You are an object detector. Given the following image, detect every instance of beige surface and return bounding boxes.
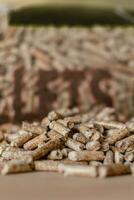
[0,0,133,9]
[0,172,134,200]
[0,0,115,8]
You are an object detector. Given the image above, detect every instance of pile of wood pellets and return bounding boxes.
[0,105,134,178]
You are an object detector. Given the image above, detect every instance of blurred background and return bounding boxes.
[0,0,134,25]
[0,0,133,9]
[0,0,134,123]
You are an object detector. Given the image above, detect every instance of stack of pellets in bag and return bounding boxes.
[0,26,134,122]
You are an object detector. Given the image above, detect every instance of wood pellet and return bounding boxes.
[0,106,134,178]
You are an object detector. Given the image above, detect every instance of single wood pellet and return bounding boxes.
[65,138,85,152]
[105,127,129,145]
[34,160,59,172]
[86,141,101,151]
[57,119,74,129]
[1,160,34,175]
[68,151,105,161]
[73,133,87,144]
[48,111,63,122]
[58,164,97,177]
[47,149,63,160]
[98,164,131,178]
[116,135,134,152]
[114,151,124,164]
[104,150,114,165]
[49,121,70,137]
[75,124,94,139]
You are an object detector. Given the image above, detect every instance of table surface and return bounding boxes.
[0,172,134,200]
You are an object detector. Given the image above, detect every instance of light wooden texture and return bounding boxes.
[0,172,134,200]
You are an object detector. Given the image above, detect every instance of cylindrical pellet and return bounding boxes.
[103,150,114,165]
[65,138,85,152]
[116,135,134,152]
[47,149,63,160]
[68,150,104,161]
[73,133,87,144]
[47,130,63,140]
[114,151,124,164]
[49,121,70,137]
[98,164,131,178]
[48,110,62,121]
[32,137,65,160]
[23,133,49,150]
[86,141,101,151]
[58,164,97,177]
[1,160,33,175]
[34,160,59,172]
[105,128,129,145]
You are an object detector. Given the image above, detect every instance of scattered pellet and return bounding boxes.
[101,142,109,152]
[65,138,85,152]
[34,160,59,172]
[89,161,102,166]
[61,148,71,158]
[114,151,124,164]
[64,115,81,124]
[126,119,134,132]
[104,150,114,165]
[47,130,63,140]
[116,135,134,152]
[91,130,101,141]
[57,107,80,118]
[86,141,101,151]
[98,164,131,178]
[41,117,50,128]
[22,122,47,135]
[48,111,62,121]
[47,149,63,160]
[73,133,87,144]
[105,127,129,145]
[58,164,97,177]
[93,123,104,134]
[1,160,34,175]
[68,150,104,161]
[57,119,74,129]
[61,159,88,166]
[130,164,134,175]
[75,124,93,139]
[125,152,134,162]
[96,107,115,121]
[94,121,125,130]
[126,144,134,152]
[4,132,19,143]
[49,121,70,137]
[105,129,119,137]
[1,148,32,161]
